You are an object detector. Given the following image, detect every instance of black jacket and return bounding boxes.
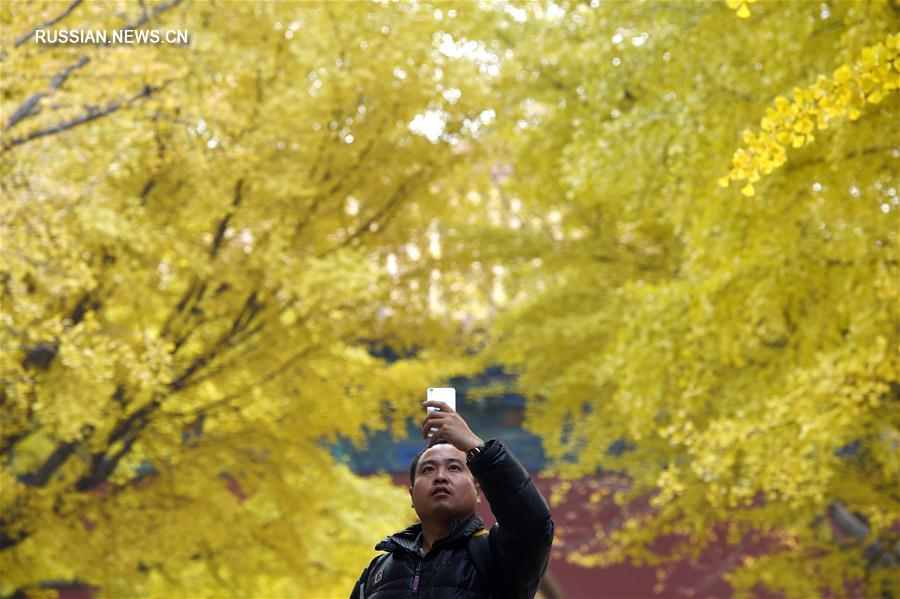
[349,439,554,599]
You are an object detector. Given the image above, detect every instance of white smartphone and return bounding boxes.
[426,387,456,438]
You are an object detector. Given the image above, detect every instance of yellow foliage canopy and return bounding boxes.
[477,2,899,597]
[1,1,897,598]
[1,1,493,596]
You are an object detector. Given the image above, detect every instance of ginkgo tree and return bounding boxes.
[467,1,898,597]
[1,1,498,597]
[2,0,897,597]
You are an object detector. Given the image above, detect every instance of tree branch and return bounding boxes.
[5,56,90,129]
[210,179,245,258]
[120,0,184,32]
[13,0,84,48]
[168,344,316,417]
[3,0,184,148]
[292,107,389,244]
[2,82,168,151]
[0,518,25,552]
[17,441,78,487]
[328,164,432,255]
[159,279,206,340]
[168,290,264,391]
[74,398,159,492]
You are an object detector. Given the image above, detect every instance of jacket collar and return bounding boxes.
[375,513,485,555]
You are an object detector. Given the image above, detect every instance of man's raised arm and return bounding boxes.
[420,399,554,598]
[467,439,554,599]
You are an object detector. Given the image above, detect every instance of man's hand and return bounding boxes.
[421,400,484,452]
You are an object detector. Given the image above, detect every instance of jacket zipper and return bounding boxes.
[412,560,421,593]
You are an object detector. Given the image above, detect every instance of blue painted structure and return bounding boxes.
[330,366,549,475]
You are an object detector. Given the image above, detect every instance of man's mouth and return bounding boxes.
[431,487,451,496]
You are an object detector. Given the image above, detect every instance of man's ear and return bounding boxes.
[409,485,414,508]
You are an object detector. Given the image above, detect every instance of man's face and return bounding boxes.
[409,443,480,523]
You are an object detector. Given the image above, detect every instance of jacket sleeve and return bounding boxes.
[467,439,554,599]
[349,566,368,599]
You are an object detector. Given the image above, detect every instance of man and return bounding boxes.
[349,399,554,598]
